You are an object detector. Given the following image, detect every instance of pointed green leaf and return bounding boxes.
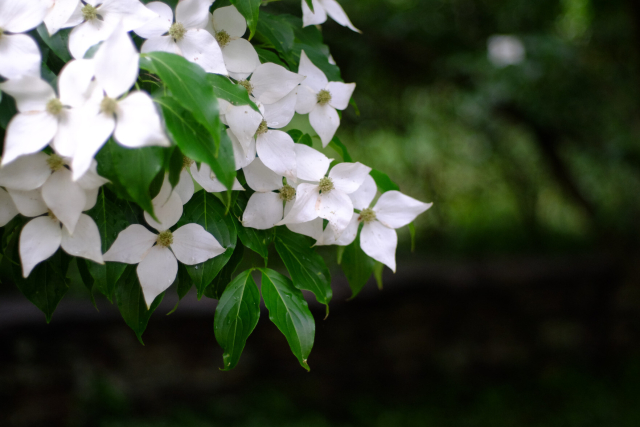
[256,13,295,62]
[231,194,275,259]
[408,222,416,252]
[167,263,193,315]
[304,0,314,12]
[255,47,288,68]
[209,129,237,191]
[214,269,260,370]
[260,268,315,371]
[329,136,353,161]
[36,24,71,62]
[206,243,245,299]
[167,146,184,189]
[207,73,259,111]
[370,169,400,192]
[230,0,260,40]
[341,234,375,299]
[373,261,384,290]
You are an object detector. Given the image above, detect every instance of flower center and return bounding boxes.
[46,154,65,172]
[358,207,376,224]
[238,79,253,94]
[81,4,99,21]
[279,185,296,202]
[256,120,268,136]
[182,156,194,170]
[46,98,63,115]
[47,209,58,222]
[156,230,174,248]
[318,177,334,194]
[168,22,186,41]
[317,90,332,106]
[215,30,231,48]
[100,96,118,115]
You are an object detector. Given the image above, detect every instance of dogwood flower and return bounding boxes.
[190,162,245,192]
[0,0,53,79]
[64,0,156,59]
[0,188,18,227]
[135,0,227,75]
[103,191,226,307]
[302,0,360,33]
[296,50,355,146]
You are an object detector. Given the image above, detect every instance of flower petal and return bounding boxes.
[144,191,183,232]
[286,217,324,241]
[0,76,55,112]
[171,223,225,264]
[229,128,256,169]
[243,157,283,192]
[134,1,173,39]
[176,0,213,29]
[326,81,356,111]
[175,169,195,204]
[71,110,115,180]
[137,246,177,308]
[103,224,157,264]
[263,87,297,129]
[0,34,42,79]
[373,191,433,229]
[302,0,327,27]
[226,104,262,154]
[94,26,139,98]
[318,212,358,246]
[83,187,99,211]
[8,189,48,217]
[222,38,260,76]
[44,0,78,35]
[212,5,246,37]
[75,159,109,189]
[0,187,18,226]
[309,103,339,147]
[60,213,104,264]
[256,130,296,181]
[349,174,376,210]
[320,0,361,33]
[0,0,52,33]
[177,29,227,75]
[360,220,397,272]
[58,59,97,107]
[328,162,372,194]
[317,189,353,234]
[190,163,244,192]
[278,183,320,225]
[294,143,331,182]
[114,91,170,148]
[52,109,80,158]
[242,192,284,230]
[42,168,87,234]
[140,35,182,55]
[2,112,57,166]
[99,0,158,31]
[19,216,62,277]
[0,152,51,191]
[295,84,318,115]
[298,50,328,93]
[68,19,116,59]
[251,63,306,105]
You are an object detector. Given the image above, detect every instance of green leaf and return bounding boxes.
[328,136,353,162]
[408,222,416,252]
[274,227,332,306]
[260,268,315,371]
[36,24,71,62]
[232,194,275,259]
[115,265,164,344]
[177,191,237,298]
[75,257,97,308]
[373,261,384,290]
[139,52,222,148]
[206,243,245,299]
[304,0,314,12]
[209,129,237,191]
[255,47,288,68]
[370,169,400,192]
[207,74,259,111]
[0,90,17,129]
[214,269,261,370]
[167,146,184,189]
[256,13,295,62]
[341,234,375,299]
[287,129,303,142]
[230,0,261,40]
[167,263,194,315]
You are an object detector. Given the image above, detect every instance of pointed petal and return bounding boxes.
[226,104,262,153]
[295,84,318,115]
[326,81,356,110]
[190,163,244,192]
[212,5,246,37]
[134,1,173,39]
[222,38,260,76]
[42,168,87,234]
[0,187,18,226]
[302,0,327,27]
[99,0,159,31]
[0,0,52,33]
[137,246,177,308]
[144,191,183,232]
[251,63,306,105]
[256,130,297,181]
[140,35,182,55]
[317,189,353,234]
[278,183,320,225]
[177,29,227,75]
[84,187,99,211]
[318,212,358,246]
[349,174,376,210]
[58,59,97,107]
[0,152,51,191]
[243,157,283,192]
[75,159,109,189]
[71,111,114,180]
[171,223,225,264]
[44,0,78,35]
[52,109,80,158]
[19,216,62,277]
[103,224,157,264]
[114,91,170,148]
[68,19,117,59]
[373,191,433,229]
[242,192,283,230]
[360,221,397,272]
[0,76,55,112]
[60,2,84,29]
[298,50,328,93]
[0,34,42,79]
[175,169,195,204]
[60,213,104,263]
[229,129,256,169]
[2,112,57,165]
[320,0,361,33]
[176,0,213,29]
[294,144,331,182]
[8,189,48,217]
[328,162,372,194]
[286,217,324,241]
[263,87,297,129]
[94,26,139,98]
[309,103,339,147]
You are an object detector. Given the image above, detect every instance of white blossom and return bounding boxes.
[302,0,360,33]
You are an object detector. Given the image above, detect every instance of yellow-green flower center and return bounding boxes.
[100,96,118,115]
[46,98,63,115]
[317,89,332,106]
[156,230,174,248]
[256,120,268,136]
[46,154,65,172]
[81,4,99,21]
[215,30,231,48]
[183,156,194,170]
[279,185,296,202]
[238,79,253,94]
[169,22,187,41]
[358,207,376,224]
[318,177,334,193]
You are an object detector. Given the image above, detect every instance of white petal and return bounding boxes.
[295,84,318,115]
[294,143,331,182]
[8,189,48,217]
[0,152,51,191]
[68,19,117,59]
[134,1,173,39]
[60,213,104,264]
[144,191,183,232]
[309,103,339,147]
[83,186,99,210]
[58,59,97,107]
[226,104,262,153]
[0,34,42,79]
[190,163,244,192]
[52,109,80,158]
[175,169,195,204]
[218,98,233,116]
[243,157,283,192]
[251,63,306,105]
[242,192,283,230]
[140,35,182,55]
[298,50,328,93]
[2,112,57,165]
[176,0,213,29]
[177,29,227,75]
[349,174,376,210]
[0,0,52,33]
[71,111,115,180]
[171,223,225,264]
[373,191,433,229]
[0,76,55,112]
[360,221,397,272]
[137,246,178,308]
[42,168,86,234]
[302,0,327,27]
[98,0,158,32]
[317,189,353,234]
[318,212,358,246]
[286,217,324,241]
[278,183,320,225]
[44,0,78,35]
[75,159,109,189]
[94,26,139,98]
[320,0,361,33]
[328,162,372,194]
[19,216,62,278]
[60,2,84,29]
[115,92,170,148]
[0,187,18,226]
[103,224,157,264]
[212,5,246,37]
[256,130,296,181]
[263,87,297,129]
[229,128,256,170]
[222,38,260,76]
[326,81,355,111]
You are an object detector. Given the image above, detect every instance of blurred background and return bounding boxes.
[3,0,640,425]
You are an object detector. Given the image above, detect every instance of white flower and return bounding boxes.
[0,188,18,227]
[278,145,370,235]
[190,161,245,193]
[302,0,360,33]
[103,191,226,307]
[72,26,170,180]
[65,0,157,59]
[0,59,96,165]
[296,50,355,147]
[207,5,260,79]
[0,0,53,79]
[135,0,227,75]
